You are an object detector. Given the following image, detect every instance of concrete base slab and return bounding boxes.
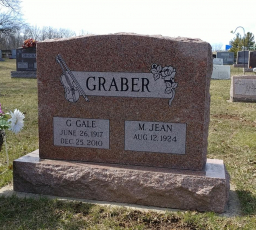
[0,184,240,217]
[11,71,36,79]
[13,150,230,213]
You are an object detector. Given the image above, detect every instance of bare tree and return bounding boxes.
[78,29,89,36]
[0,24,77,49]
[0,28,23,49]
[23,25,42,41]
[36,26,76,41]
[58,28,76,38]
[211,43,224,52]
[0,0,20,11]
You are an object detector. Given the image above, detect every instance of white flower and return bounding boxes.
[8,109,25,134]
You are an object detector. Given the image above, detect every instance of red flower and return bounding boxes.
[22,38,37,48]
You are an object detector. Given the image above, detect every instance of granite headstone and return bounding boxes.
[213,58,223,65]
[212,65,230,79]
[230,76,256,102]
[11,48,37,78]
[249,51,256,68]
[16,47,36,71]
[237,51,249,64]
[13,34,230,213]
[11,49,16,59]
[216,52,234,65]
[0,50,4,61]
[36,35,212,171]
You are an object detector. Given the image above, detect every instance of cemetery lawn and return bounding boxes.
[0,59,256,229]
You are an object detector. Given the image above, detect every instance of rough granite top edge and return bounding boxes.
[38,33,206,44]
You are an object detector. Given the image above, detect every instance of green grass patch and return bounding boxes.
[0,60,256,228]
[0,59,38,187]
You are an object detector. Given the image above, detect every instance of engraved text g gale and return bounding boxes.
[66,119,96,128]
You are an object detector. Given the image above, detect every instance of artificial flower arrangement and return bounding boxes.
[0,103,25,166]
[22,38,37,48]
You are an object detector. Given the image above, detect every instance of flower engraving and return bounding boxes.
[151,64,162,81]
[151,64,178,106]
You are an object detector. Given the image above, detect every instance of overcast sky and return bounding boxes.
[21,0,256,49]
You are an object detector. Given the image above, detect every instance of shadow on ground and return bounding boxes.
[237,189,256,215]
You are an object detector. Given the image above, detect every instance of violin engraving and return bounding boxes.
[56,54,89,103]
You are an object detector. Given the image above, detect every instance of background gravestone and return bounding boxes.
[13,34,230,213]
[11,47,37,78]
[237,51,249,64]
[0,50,4,61]
[216,51,234,65]
[16,48,36,71]
[249,51,256,68]
[230,76,256,102]
[11,49,16,59]
[212,65,230,79]
[213,58,223,65]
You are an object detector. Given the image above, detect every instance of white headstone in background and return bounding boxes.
[213,58,223,65]
[211,65,230,79]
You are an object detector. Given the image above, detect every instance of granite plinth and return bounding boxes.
[13,150,230,213]
[11,71,37,79]
[244,68,253,72]
[233,64,247,68]
[230,75,256,102]
[37,33,212,171]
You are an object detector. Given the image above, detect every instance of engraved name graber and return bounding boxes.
[85,75,150,93]
[56,54,178,106]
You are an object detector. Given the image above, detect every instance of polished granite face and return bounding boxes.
[216,51,234,65]
[37,33,212,170]
[237,51,249,65]
[249,51,256,68]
